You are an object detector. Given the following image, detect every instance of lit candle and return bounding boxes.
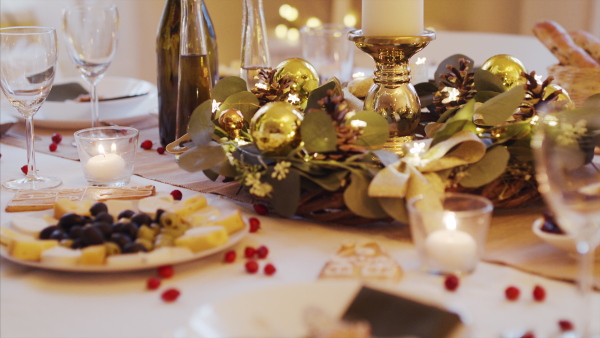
[424,212,478,273]
[86,144,126,181]
[362,0,424,36]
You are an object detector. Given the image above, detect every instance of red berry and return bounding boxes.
[140,140,153,150]
[224,250,236,263]
[51,133,62,144]
[505,286,520,301]
[49,143,58,152]
[264,263,276,275]
[257,245,269,259]
[161,288,180,302]
[558,320,574,332]
[444,274,459,291]
[244,246,256,258]
[21,165,28,175]
[532,285,546,302]
[157,147,165,154]
[520,331,535,338]
[253,204,268,215]
[147,277,161,290]
[170,189,183,201]
[245,260,259,273]
[249,217,261,233]
[157,265,174,278]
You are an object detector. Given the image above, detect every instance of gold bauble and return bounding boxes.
[218,108,245,138]
[250,102,304,155]
[543,84,575,109]
[274,58,320,111]
[481,54,527,90]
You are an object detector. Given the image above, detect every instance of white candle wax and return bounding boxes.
[424,229,478,273]
[86,153,126,180]
[362,0,424,36]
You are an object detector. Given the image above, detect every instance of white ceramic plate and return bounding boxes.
[1,77,157,130]
[532,217,600,259]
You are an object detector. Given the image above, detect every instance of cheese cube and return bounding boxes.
[175,226,228,253]
[54,198,93,219]
[9,239,58,261]
[187,206,221,226]
[79,244,107,265]
[41,246,81,265]
[1,226,32,247]
[204,209,246,234]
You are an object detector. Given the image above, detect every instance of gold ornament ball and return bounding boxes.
[218,108,245,138]
[250,102,304,155]
[274,58,320,111]
[481,54,527,90]
[543,83,575,109]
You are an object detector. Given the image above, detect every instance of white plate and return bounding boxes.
[532,217,600,259]
[182,280,363,338]
[1,76,157,130]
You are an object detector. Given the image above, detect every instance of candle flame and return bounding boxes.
[98,144,106,154]
[416,57,426,65]
[111,143,117,152]
[444,212,457,231]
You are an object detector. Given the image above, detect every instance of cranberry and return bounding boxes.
[253,204,268,215]
[157,147,165,155]
[245,260,259,274]
[444,274,459,291]
[532,285,546,302]
[257,245,269,259]
[505,286,520,301]
[224,250,236,263]
[147,277,161,290]
[21,165,28,175]
[244,246,256,258]
[161,288,180,302]
[558,320,574,332]
[49,143,58,152]
[51,133,62,144]
[140,140,153,150]
[157,265,174,278]
[249,217,261,233]
[264,263,276,275]
[170,190,183,201]
[520,331,535,338]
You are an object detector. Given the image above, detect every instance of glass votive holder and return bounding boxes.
[74,127,139,187]
[407,193,493,275]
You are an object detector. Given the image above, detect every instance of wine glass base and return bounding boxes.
[2,176,62,190]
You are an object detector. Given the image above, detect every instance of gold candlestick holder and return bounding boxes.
[349,29,435,154]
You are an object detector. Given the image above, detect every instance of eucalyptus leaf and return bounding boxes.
[212,76,248,103]
[378,197,408,224]
[507,139,535,163]
[178,143,227,173]
[219,91,260,122]
[264,167,301,217]
[474,86,525,126]
[348,110,389,148]
[458,145,509,188]
[490,120,531,144]
[436,106,460,123]
[434,54,474,84]
[473,69,506,93]
[203,169,219,181]
[305,78,342,112]
[213,159,238,178]
[188,100,216,146]
[474,90,500,103]
[432,100,477,146]
[301,110,337,153]
[343,171,388,219]
[371,149,399,167]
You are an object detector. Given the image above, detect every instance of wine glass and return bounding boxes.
[532,107,600,337]
[0,27,62,190]
[62,4,119,127]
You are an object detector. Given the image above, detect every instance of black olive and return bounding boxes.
[49,228,69,241]
[119,222,139,239]
[118,210,135,219]
[57,213,85,230]
[69,225,84,239]
[110,233,132,249]
[94,211,114,225]
[122,242,147,253]
[93,221,112,239]
[71,238,84,249]
[154,209,166,224]
[89,202,108,216]
[39,225,59,240]
[81,226,104,246]
[131,213,152,227]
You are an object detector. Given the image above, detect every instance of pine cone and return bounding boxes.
[516,71,562,120]
[432,59,476,118]
[250,68,295,106]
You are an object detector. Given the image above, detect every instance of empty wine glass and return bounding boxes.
[62,4,119,127]
[532,107,600,337]
[0,26,62,190]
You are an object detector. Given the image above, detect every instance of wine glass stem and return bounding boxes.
[578,242,594,337]
[90,83,99,127]
[25,116,37,179]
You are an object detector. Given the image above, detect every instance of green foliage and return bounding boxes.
[188,100,215,146]
[301,110,337,153]
[474,86,525,126]
[458,145,510,188]
[178,143,226,173]
[473,69,506,93]
[348,111,389,148]
[218,91,260,123]
[343,170,388,219]
[212,76,248,102]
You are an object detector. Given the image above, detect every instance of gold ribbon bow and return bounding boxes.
[368,130,487,202]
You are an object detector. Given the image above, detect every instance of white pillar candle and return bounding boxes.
[423,213,478,273]
[86,153,126,180]
[362,0,424,36]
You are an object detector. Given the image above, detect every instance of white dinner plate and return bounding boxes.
[1,76,157,130]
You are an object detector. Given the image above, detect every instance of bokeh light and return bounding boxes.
[343,14,357,28]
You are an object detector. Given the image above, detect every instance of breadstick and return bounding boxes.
[570,30,600,64]
[532,20,599,68]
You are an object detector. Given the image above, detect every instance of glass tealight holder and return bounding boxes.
[407,193,493,275]
[74,127,139,187]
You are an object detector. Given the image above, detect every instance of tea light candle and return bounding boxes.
[424,212,477,272]
[86,144,126,180]
[362,0,424,36]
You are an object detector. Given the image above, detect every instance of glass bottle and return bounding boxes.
[156,0,217,148]
[240,0,271,90]
[175,0,212,149]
